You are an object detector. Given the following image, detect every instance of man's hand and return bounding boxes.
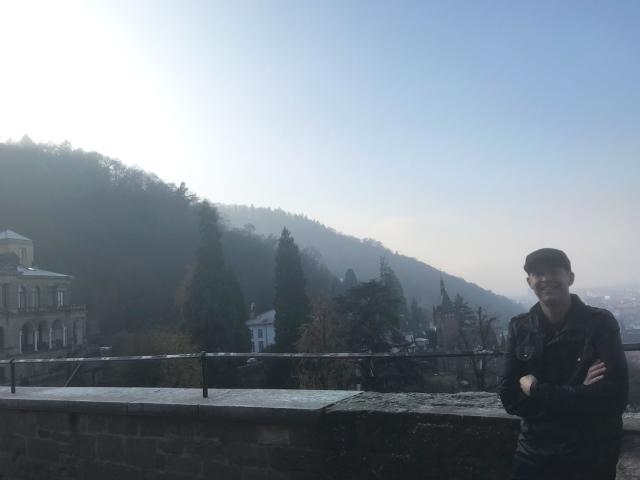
[520,374,537,396]
[584,360,606,385]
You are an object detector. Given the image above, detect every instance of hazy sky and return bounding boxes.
[1,1,638,296]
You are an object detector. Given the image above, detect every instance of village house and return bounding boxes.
[245,307,276,352]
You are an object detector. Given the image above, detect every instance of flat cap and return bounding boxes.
[524,248,571,273]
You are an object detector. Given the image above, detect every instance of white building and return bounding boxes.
[246,309,276,352]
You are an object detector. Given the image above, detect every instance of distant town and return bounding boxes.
[512,286,640,344]
[576,286,640,344]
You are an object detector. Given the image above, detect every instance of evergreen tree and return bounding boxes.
[343,268,358,291]
[300,247,341,301]
[183,202,249,352]
[274,228,311,351]
[336,279,402,352]
[379,258,408,330]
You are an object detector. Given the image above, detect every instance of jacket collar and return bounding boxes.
[526,294,587,334]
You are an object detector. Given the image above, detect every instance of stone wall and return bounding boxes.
[0,409,327,480]
[324,393,519,479]
[0,387,637,480]
[0,387,352,480]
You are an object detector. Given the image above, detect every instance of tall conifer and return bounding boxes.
[274,228,311,351]
[184,201,249,352]
[379,258,408,329]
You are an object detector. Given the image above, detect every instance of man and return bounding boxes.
[499,248,628,480]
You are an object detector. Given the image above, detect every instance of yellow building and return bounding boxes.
[0,230,87,360]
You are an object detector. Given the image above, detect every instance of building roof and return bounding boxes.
[246,309,276,327]
[17,265,72,279]
[0,230,32,242]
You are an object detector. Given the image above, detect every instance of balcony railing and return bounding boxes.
[17,340,69,354]
[1,343,639,398]
[11,304,86,314]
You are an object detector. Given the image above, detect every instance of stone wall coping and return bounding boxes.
[0,387,638,434]
[0,387,362,424]
[326,391,640,434]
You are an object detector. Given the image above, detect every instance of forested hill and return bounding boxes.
[220,205,523,322]
[0,139,522,338]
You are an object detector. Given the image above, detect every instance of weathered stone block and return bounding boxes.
[288,425,323,449]
[240,466,271,480]
[157,435,185,455]
[187,436,223,457]
[51,430,73,444]
[72,433,96,460]
[139,417,167,438]
[11,455,30,479]
[225,442,268,467]
[35,411,71,432]
[96,434,124,462]
[26,459,55,480]
[264,470,293,480]
[124,437,156,469]
[221,423,259,444]
[58,453,80,476]
[268,447,324,472]
[0,433,26,457]
[27,437,60,462]
[87,415,107,433]
[107,417,138,436]
[0,452,13,475]
[74,413,90,434]
[78,459,143,480]
[256,425,290,446]
[1,411,37,436]
[164,419,195,437]
[162,472,199,480]
[203,459,242,480]
[163,453,202,475]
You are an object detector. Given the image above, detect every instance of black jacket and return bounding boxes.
[499,294,628,466]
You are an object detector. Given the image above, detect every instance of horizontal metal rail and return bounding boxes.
[3,342,640,365]
[2,344,639,397]
[0,353,203,365]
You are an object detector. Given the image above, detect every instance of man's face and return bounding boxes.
[526,263,574,305]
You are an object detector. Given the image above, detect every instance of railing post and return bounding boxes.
[10,359,15,394]
[201,351,208,398]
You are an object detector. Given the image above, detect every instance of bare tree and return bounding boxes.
[296,297,354,389]
[458,306,498,390]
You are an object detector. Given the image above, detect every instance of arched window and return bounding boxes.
[18,286,27,309]
[0,284,7,309]
[56,289,65,308]
[52,320,64,349]
[32,287,40,309]
[37,321,49,350]
[21,323,35,353]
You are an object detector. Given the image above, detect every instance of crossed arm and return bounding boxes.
[499,315,628,418]
[520,359,607,394]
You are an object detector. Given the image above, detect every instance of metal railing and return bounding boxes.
[14,304,86,314]
[2,343,639,398]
